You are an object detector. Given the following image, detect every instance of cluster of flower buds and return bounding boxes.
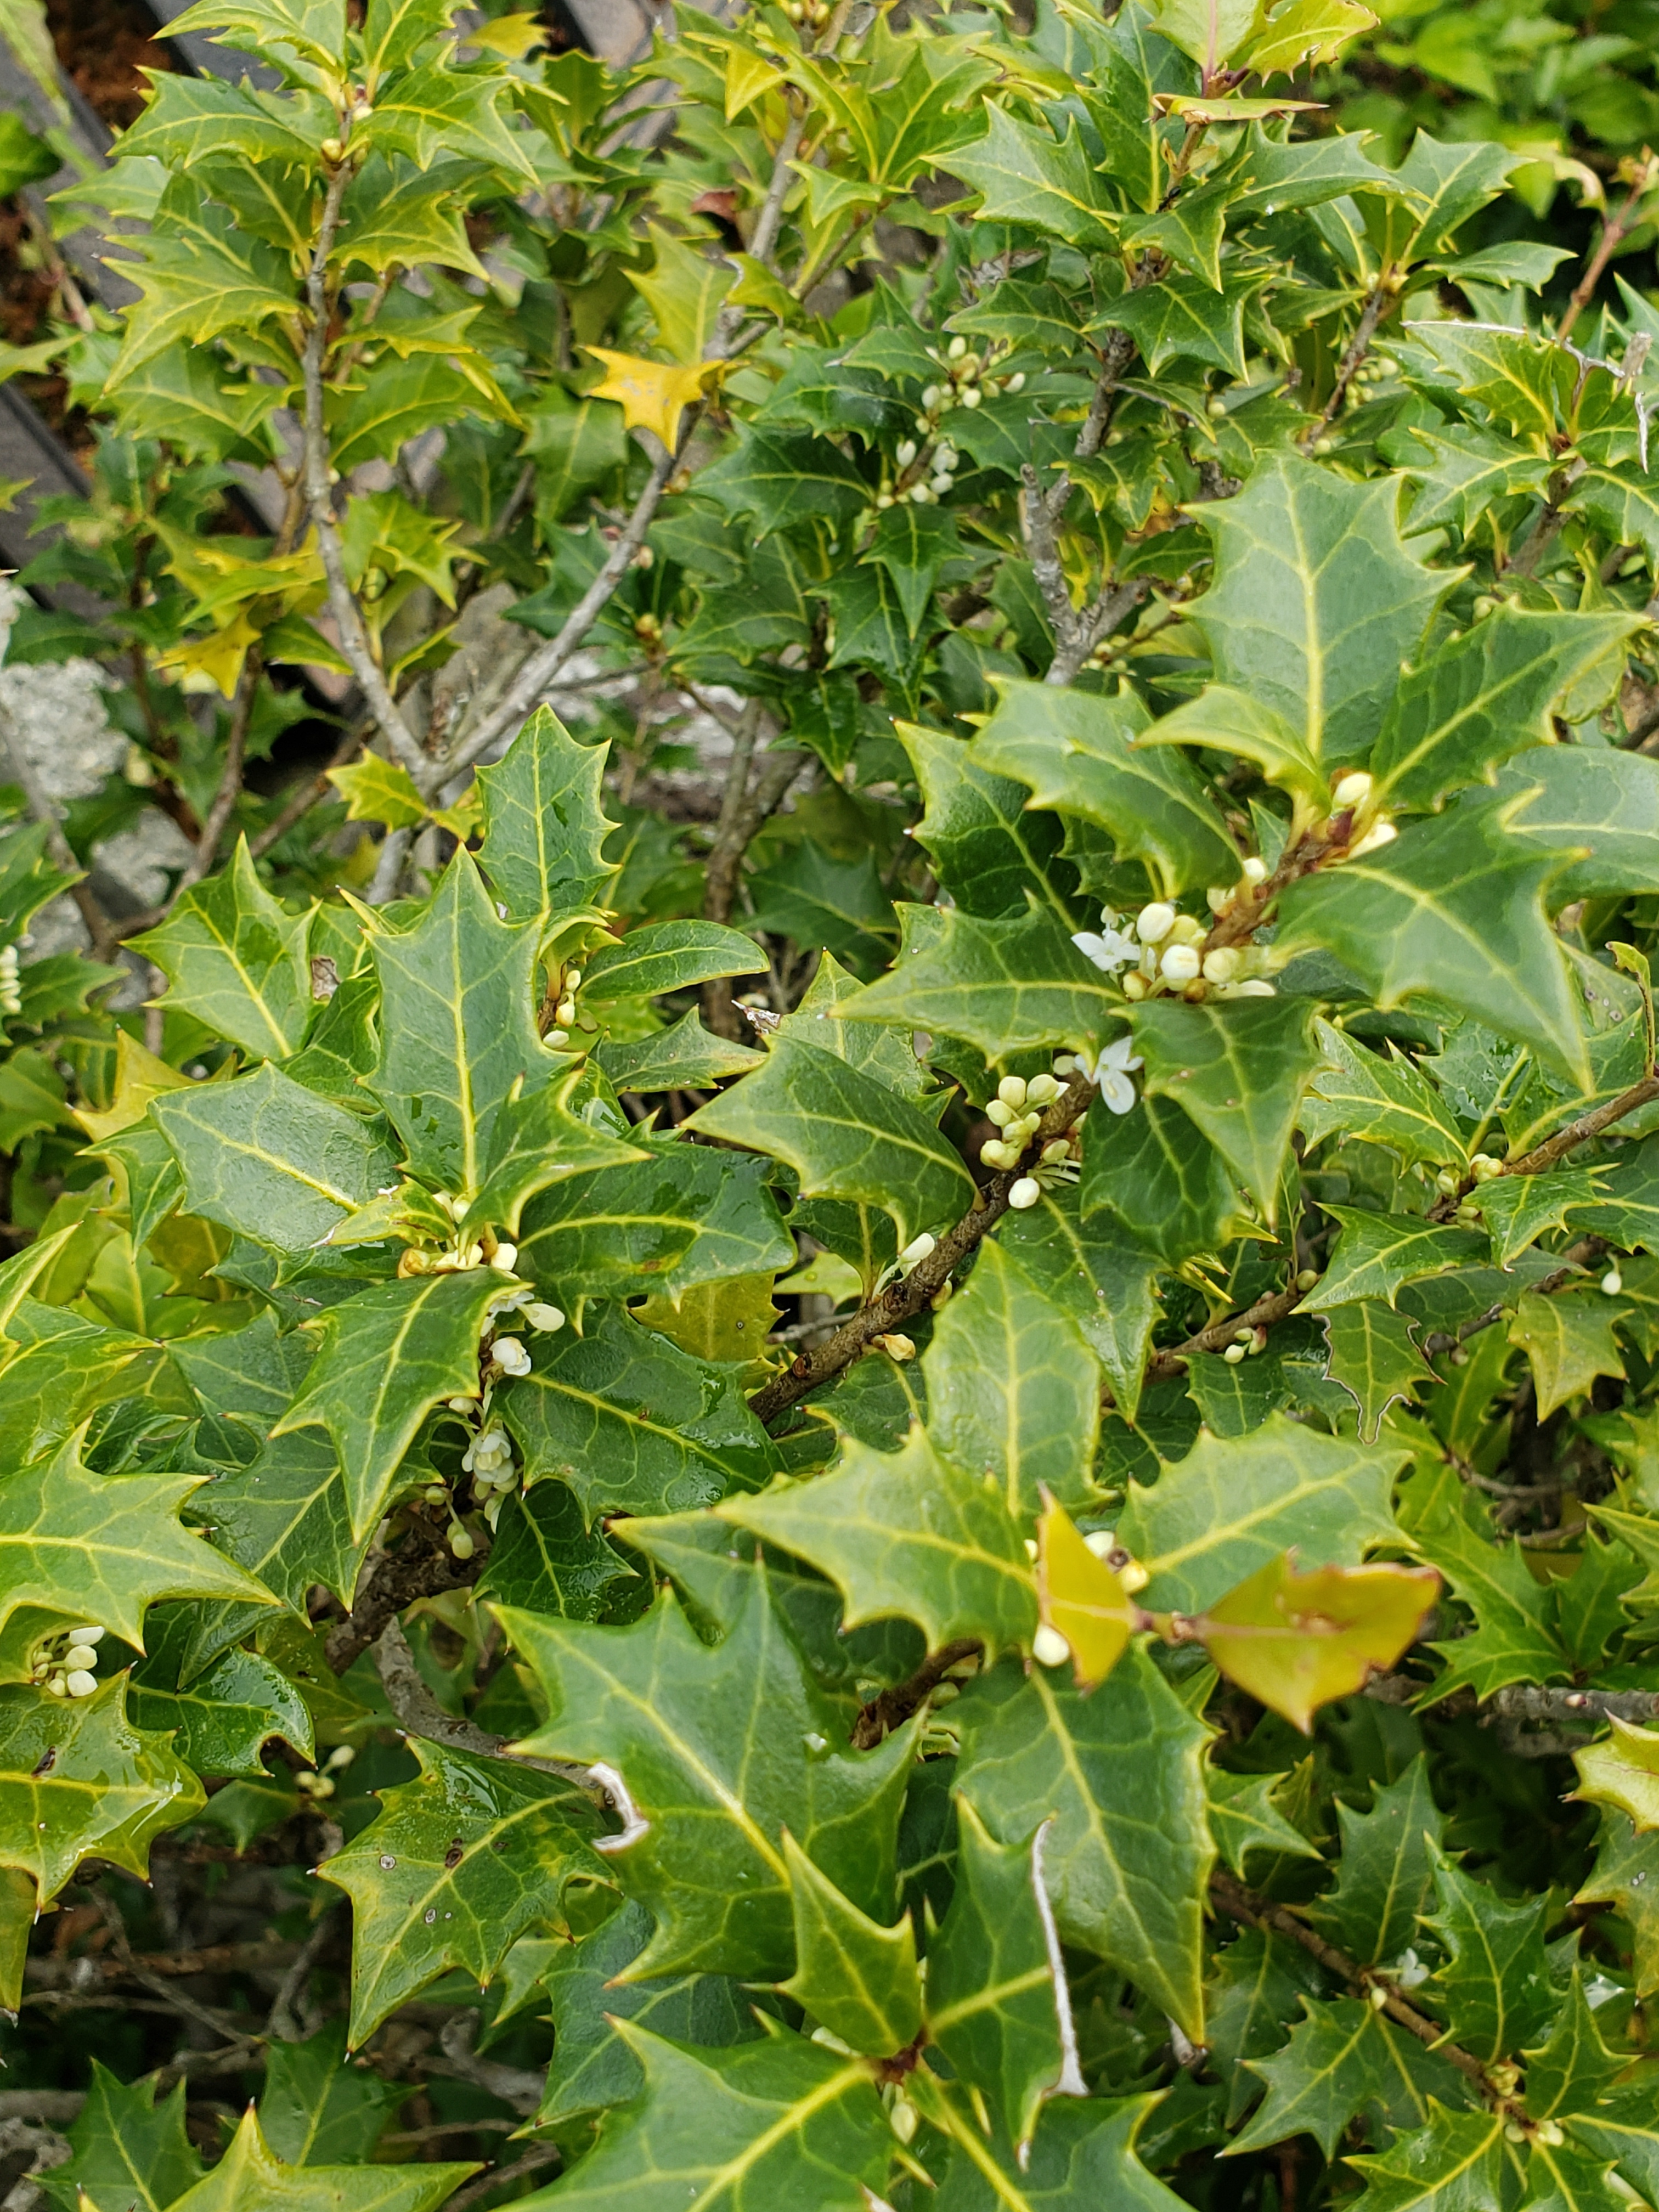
[296,1744,356,1802]
[547,964,586,1050]
[877,436,961,511]
[31,1624,104,1699]
[1032,1532,1148,1667]
[1444,1153,1505,1223]
[980,1071,1062,1173]
[781,0,831,25]
[1320,769,1397,860]
[398,1191,526,1279]
[0,943,19,1017]
[1073,900,1280,1006]
[917,334,1024,423]
[1222,1324,1271,1368]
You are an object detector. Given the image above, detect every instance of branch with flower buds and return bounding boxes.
[751,1070,1097,1426]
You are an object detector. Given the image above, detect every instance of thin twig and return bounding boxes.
[1501,1071,1659,1175]
[300,159,429,787]
[444,2146,562,2211]
[1299,275,1396,452]
[852,1639,980,1749]
[0,708,119,961]
[749,1073,1097,1426]
[1558,160,1658,345]
[1210,1871,1511,2105]
[265,1903,340,2044]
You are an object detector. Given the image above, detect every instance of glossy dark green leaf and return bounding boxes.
[1306,1755,1443,1966]
[474,703,616,926]
[502,1572,918,1980]
[42,2061,204,2212]
[1079,1087,1247,1265]
[474,1478,636,1621]
[1131,996,1322,1221]
[581,920,763,1001]
[131,839,313,1062]
[953,1646,1212,2040]
[498,1301,780,1522]
[1422,1848,1554,2062]
[842,900,1125,1058]
[1321,1300,1438,1441]
[1228,1995,1469,2158]
[778,1830,921,2057]
[319,1736,611,2043]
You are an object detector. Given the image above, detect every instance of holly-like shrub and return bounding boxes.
[5,0,1659,2204]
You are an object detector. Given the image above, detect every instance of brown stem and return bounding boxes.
[1210,1871,1506,2107]
[1299,276,1396,453]
[300,159,430,788]
[324,1520,488,1675]
[1146,1280,1310,1381]
[1501,1071,1659,1175]
[851,1638,980,1750]
[749,1073,1097,1427]
[1558,163,1657,345]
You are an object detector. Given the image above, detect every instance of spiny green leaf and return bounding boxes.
[42,2062,204,2212]
[156,2107,472,2212]
[895,717,1076,921]
[1307,1755,1443,1965]
[475,704,617,927]
[1522,1970,1622,2123]
[515,2021,891,2211]
[1130,995,1322,1221]
[718,1426,1039,1656]
[132,839,314,1062]
[922,1238,1103,1516]
[498,1301,780,1523]
[1371,608,1643,815]
[994,1182,1163,1423]
[463,1062,647,1242]
[950,106,1119,249]
[778,1830,921,2057]
[129,1608,313,1778]
[535,1897,763,2129]
[319,1736,610,2044]
[362,849,552,1196]
[1320,1299,1438,1441]
[1114,1412,1407,1614]
[0,1677,205,1903]
[502,1572,918,1979]
[1206,1767,1323,1880]
[1398,1465,1567,1702]
[1276,793,1591,1086]
[1421,1847,1554,2062]
[1509,1285,1625,1419]
[1190,453,1454,768]
[1228,1996,1470,2158]
[1079,1087,1249,1265]
[150,1064,402,1255]
[1302,1208,1489,1313]
[954,1646,1213,2040]
[685,1034,975,1252]
[272,1269,507,1541]
[924,1796,1085,2157]
[1300,1021,1468,1174]
[581,920,763,1002]
[1345,2106,1508,2212]
[972,679,1239,899]
[0,1430,274,1670]
[1493,744,1659,904]
[474,1478,636,1622]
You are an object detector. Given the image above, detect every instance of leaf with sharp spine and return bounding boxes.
[1131,996,1323,1223]
[1227,1996,1470,2159]
[132,839,314,1063]
[718,1426,1039,1658]
[501,1572,919,1980]
[1299,1020,1468,1173]
[1189,1554,1440,1733]
[1301,1208,1488,1312]
[778,1831,921,2058]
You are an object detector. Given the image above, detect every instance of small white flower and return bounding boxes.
[524,1301,565,1332]
[65,1672,97,1699]
[63,1646,98,1673]
[1348,820,1398,859]
[1159,943,1201,984]
[492,1337,532,1377]
[1008,1177,1041,1209]
[489,1242,518,1274]
[1071,923,1138,975]
[1033,1624,1070,1667]
[1136,901,1176,944]
[1094,1034,1144,1117]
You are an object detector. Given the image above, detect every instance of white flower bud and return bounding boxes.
[930,477,953,498]
[985,1097,1013,1127]
[1033,1624,1070,1666]
[1167,914,1205,946]
[63,1646,98,1672]
[1242,856,1268,885]
[1603,1269,1624,1296]
[960,385,982,407]
[1435,1170,1460,1196]
[556,1000,577,1027]
[65,1671,97,1698]
[1008,1177,1041,1209]
[1348,821,1398,858]
[875,493,895,510]
[874,1332,916,1362]
[911,481,934,503]
[1232,979,1277,996]
[449,1526,475,1560]
[489,1244,519,1277]
[947,336,968,360]
[1005,371,1025,392]
[69,1626,105,1645]
[898,1233,936,1267]
[425,1485,449,1505]
[1136,901,1176,944]
[525,1301,565,1331]
[1159,943,1201,983]
[935,444,958,471]
[1041,1139,1070,1165]
[891,2096,920,2145]
[895,438,918,466]
[1025,1073,1060,1106]
[548,1030,569,1047]
[1201,947,1241,984]
[1332,770,1373,810]
[327,1743,356,1770]
[45,1675,66,1696]
[1469,1153,1504,1182]
[1083,1530,1114,1559]
[492,1336,532,1377]
[920,384,941,410]
[1223,1342,1248,1364]
[997,1075,1028,1109]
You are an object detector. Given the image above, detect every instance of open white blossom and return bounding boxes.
[1071,1034,1144,1115]
[1070,920,1138,974]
